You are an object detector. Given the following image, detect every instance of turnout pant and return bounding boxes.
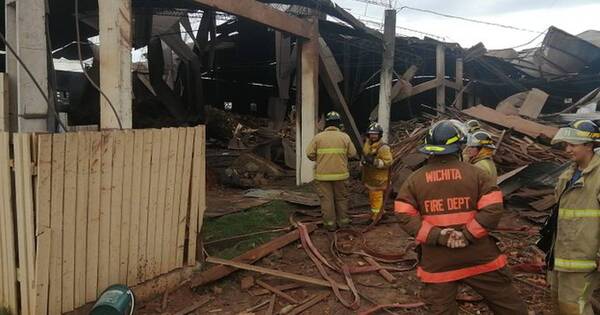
[548,270,600,315]
[368,189,384,215]
[314,180,349,228]
[421,268,528,315]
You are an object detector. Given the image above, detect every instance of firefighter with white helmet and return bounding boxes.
[465,131,498,180]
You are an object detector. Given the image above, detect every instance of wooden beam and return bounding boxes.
[377,9,396,143]
[455,58,464,109]
[319,39,362,152]
[192,0,312,39]
[99,0,133,129]
[297,19,319,185]
[189,225,316,288]
[206,256,349,290]
[436,44,446,113]
[371,65,418,119]
[0,74,8,131]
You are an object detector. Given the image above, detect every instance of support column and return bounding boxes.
[99,0,133,129]
[6,0,49,132]
[377,9,396,143]
[296,18,319,185]
[436,44,446,113]
[455,58,464,109]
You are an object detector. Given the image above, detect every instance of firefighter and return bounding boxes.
[395,120,528,315]
[307,111,358,231]
[361,123,393,220]
[545,120,600,315]
[464,131,498,180]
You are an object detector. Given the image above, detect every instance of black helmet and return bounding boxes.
[366,123,384,137]
[325,111,341,122]
[418,120,463,155]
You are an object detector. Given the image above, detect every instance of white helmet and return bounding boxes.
[467,131,496,149]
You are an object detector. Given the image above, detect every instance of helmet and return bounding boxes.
[418,120,463,155]
[366,123,384,137]
[552,119,600,145]
[466,120,481,133]
[467,131,496,149]
[325,111,341,122]
[447,119,468,145]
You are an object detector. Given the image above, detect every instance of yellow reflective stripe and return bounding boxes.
[423,145,446,152]
[554,258,597,270]
[317,148,346,154]
[315,172,349,181]
[559,208,600,218]
[445,135,459,145]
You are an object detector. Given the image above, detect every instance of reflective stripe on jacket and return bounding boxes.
[394,155,506,283]
[553,154,600,272]
[361,140,393,190]
[306,126,358,181]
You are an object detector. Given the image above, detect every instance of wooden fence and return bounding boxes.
[0,126,206,315]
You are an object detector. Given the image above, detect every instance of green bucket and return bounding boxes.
[90,285,135,315]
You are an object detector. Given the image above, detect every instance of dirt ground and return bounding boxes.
[136,190,557,315]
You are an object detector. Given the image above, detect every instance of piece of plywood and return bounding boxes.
[34,134,52,315]
[188,126,205,265]
[98,131,114,293]
[463,105,558,139]
[49,134,66,315]
[161,128,178,273]
[138,130,154,282]
[146,129,162,279]
[176,128,194,266]
[169,128,186,269]
[62,133,79,313]
[153,128,170,275]
[119,131,134,283]
[74,132,90,307]
[109,132,125,285]
[519,88,549,119]
[127,130,144,285]
[86,132,102,302]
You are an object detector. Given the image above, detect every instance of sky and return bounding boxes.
[334,0,600,50]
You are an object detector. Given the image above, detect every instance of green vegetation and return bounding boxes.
[202,200,293,260]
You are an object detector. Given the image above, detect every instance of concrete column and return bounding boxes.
[455,58,464,109]
[296,18,319,185]
[5,0,49,132]
[99,0,133,129]
[436,44,446,113]
[377,9,396,143]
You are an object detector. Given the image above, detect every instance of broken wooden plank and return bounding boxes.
[204,257,349,290]
[519,88,549,119]
[256,279,298,304]
[172,295,212,315]
[267,295,277,315]
[463,105,558,139]
[287,292,330,315]
[250,283,303,296]
[190,225,316,288]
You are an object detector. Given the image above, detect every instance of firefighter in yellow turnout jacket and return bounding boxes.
[361,123,393,219]
[307,111,358,231]
[464,131,498,181]
[545,120,600,315]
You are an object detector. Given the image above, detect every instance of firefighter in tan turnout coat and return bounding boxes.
[546,120,600,315]
[395,120,528,315]
[306,111,357,231]
[361,123,393,220]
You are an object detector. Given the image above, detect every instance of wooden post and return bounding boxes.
[296,19,319,185]
[99,0,133,129]
[377,9,396,143]
[455,58,464,109]
[436,44,446,113]
[5,0,50,132]
[0,75,8,131]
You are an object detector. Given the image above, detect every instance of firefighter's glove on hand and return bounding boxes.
[373,159,384,168]
[362,155,375,166]
[439,228,468,248]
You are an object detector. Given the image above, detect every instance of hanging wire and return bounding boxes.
[0,32,68,131]
[75,0,123,129]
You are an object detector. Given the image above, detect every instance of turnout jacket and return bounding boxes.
[470,147,498,181]
[552,154,600,272]
[306,126,358,181]
[395,155,506,283]
[361,140,393,190]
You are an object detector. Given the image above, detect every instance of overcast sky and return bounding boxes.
[334,0,600,49]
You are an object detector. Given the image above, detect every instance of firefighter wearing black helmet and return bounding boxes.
[306,111,358,231]
[362,123,393,220]
[395,120,527,315]
[542,120,600,314]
